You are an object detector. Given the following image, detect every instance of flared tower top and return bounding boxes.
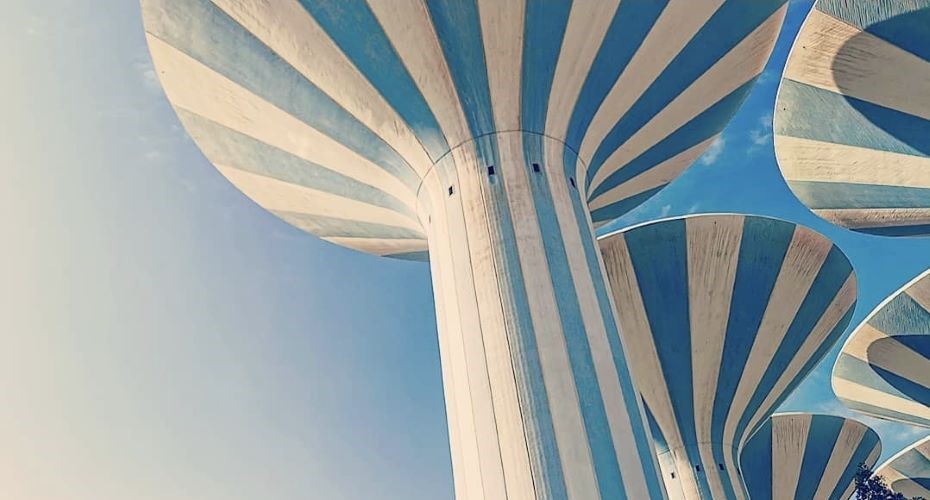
[598,213,857,498]
[740,412,881,500]
[875,435,930,498]
[833,269,930,428]
[775,0,930,236]
[141,0,787,260]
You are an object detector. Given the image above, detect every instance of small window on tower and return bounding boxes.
[569,177,576,188]
[488,165,495,176]
[532,163,540,172]
[448,185,454,196]
[695,465,702,473]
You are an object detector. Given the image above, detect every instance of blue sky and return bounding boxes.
[2,1,929,498]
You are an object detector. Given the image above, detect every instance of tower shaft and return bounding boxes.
[418,132,664,499]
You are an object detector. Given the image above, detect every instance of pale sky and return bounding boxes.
[2,1,930,499]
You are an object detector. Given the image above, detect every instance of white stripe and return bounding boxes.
[546,138,650,498]
[776,136,930,188]
[687,215,743,500]
[811,419,868,500]
[812,208,930,230]
[723,226,833,485]
[434,152,493,499]
[478,0,525,132]
[210,0,434,175]
[576,0,724,185]
[418,166,473,498]
[601,235,700,500]
[742,273,858,448]
[587,6,786,193]
[771,413,811,500]
[147,34,418,212]
[906,278,930,311]
[369,0,471,150]
[497,131,585,499]
[214,165,420,231]
[842,322,889,363]
[545,0,621,140]
[588,135,718,211]
[447,144,509,499]
[834,378,930,423]
[784,8,930,122]
[468,133,535,498]
[867,336,930,392]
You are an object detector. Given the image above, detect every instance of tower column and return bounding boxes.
[417,132,665,500]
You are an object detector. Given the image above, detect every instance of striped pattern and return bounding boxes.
[141,2,789,499]
[740,413,881,500]
[833,270,930,428]
[599,214,858,500]
[775,0,930,237]
[420,131,669,499]
[142,0,787,261]
[876,435,930,498]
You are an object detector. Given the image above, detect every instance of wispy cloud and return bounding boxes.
[131,49,162,94]
[748,112,774,153]
[700,136,726,166]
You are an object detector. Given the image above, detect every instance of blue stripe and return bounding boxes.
[816,0,930,29]
[297,0,450,161]
[143,0,420,190]
[586,0,785,185]
[890,447,930,480]
[176,110,417,219]
[871,338,930,407]
[796,416,844,500]
[829,434,879,500]
[520,0,572,135]
[474,134,568,500]
[590,186,665,225]
[561,1,666,184]
[274,211,425,239]
[838,396,930,428]
[735,247,854,449]
[776,80,930,158]
[645,404,670,455]
[711,217,795,498]
[589,80,757,200]
[870,293,930,335]
[739,419,774,500]
[522,134,628,499]
[426,0,495,139]
[385,251,429,262]
[624,219,712,498]
[755,308,855,428]
[857,223,930,237]
[816,0,930,63]
[834,353,912,401]
[565,145,666,498]
[863,6,930,63]
[564,2,667,152]
[789,181,930,210]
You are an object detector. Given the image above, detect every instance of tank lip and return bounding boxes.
[829,267,930,398]
[875,434,930,475]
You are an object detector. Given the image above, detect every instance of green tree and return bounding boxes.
[854,463,925,500]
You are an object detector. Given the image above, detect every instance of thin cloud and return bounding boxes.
[700,136,726,166]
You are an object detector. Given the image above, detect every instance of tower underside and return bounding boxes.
[420,132,664,499]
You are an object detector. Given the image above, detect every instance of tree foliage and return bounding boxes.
[854,463,925,500]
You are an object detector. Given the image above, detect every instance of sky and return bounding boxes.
[2,1,929,499]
